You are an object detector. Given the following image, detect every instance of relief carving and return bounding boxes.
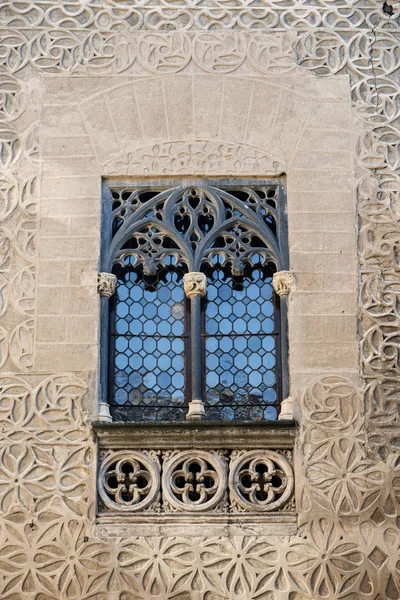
[98,450,161,512]
[229,450,294,512]
[97,272,117,297]
[272,270,294,296]
[104,140,284,177]
[0,1,399,597]
[183,272,206,298]
[162,450,227,512]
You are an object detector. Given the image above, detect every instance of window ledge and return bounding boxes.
[92,420,297,449]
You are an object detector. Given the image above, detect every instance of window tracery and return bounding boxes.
[100,180,289,423]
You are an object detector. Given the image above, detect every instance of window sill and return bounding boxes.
[92,419,297,449]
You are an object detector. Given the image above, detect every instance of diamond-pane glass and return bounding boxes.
[204,263,279,421]
[110,267,187,422]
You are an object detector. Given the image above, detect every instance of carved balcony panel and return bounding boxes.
[94,423,296,535]
[162,450,227,512]
[229,449,294,512]
[98,450,161,513]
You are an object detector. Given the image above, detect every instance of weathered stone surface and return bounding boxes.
[0,1,399,597]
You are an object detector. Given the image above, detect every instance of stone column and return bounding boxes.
[183,272,207,421]
[97,272,117,422]
[273,270,295,421]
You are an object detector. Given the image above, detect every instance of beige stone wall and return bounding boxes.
[38,71,359,416]
[0,2,399,598]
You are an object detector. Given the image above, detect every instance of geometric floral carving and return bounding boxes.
[162,450,227,512]
[229,450,294,512]
[306,438,383,516]
[98,450,160,512]
[104,140,284,177]
[0,375,87,439]
[1,0,400,595]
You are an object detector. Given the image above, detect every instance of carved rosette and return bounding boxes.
[229,450,294,512]
[98,451,160,512]
[97,272,117,297]
[183,272,207,298]
[272,270,294,296]
[162,450,227,512]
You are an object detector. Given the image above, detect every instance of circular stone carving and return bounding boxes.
[162,450,227,512]
[98,451,160,512]
[229,450,294,512]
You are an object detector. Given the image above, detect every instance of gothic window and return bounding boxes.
[99,180,289,423]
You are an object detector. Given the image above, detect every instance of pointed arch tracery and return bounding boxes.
[101,179,288,423]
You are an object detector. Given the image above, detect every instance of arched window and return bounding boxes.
[99,180,289,423]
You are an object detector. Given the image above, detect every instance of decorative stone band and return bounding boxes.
[98,449,294,514]
[183,272,207,298]
[272,270,294,296]
[98,272,117,297]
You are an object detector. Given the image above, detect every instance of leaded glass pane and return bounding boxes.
[204,261,279,421]
[109,266,187,422]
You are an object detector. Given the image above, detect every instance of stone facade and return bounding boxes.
[0,1,399,598]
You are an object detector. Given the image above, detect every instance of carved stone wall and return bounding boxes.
[0,1,399,598]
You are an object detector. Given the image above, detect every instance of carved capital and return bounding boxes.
[273,270,294,296]
[183,272,206,298]
[97,272,117,297]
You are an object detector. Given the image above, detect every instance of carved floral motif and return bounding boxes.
[272,270,294,296]
[0,0,399,596]
[97,272,117,297]
[162,450,227,512]
[99,451,160,511]
[104,140,284,177]
[229,450,294,512]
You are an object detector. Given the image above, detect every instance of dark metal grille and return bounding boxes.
[204,261,279,421]
[103,180,288,423]
[109,263,187,422]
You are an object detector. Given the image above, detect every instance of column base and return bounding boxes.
[186,399,206,421]
[98,402,112,422]
[278,396,294,421]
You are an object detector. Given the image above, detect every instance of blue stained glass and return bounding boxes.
[110,268,186,422]
[205,265,278,421]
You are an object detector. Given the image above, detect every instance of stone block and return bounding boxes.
[80,97,120,161]
[69,260,98,286]
[37,316,67,342]
[40,237,99,260]
[245,80,282,151]
[39,260,69,285]
[163,76,193,139]
[41,177,101,199]
[37,286,67,315]
[36,343,97,371]
[43,105,87,136]
[220,77,255,143]
[68,316,98,343]
[105,82,143,150]
[193,75,223,139]
[290,291,357,315]
[134,78,168,140]
[42,135,94,158]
